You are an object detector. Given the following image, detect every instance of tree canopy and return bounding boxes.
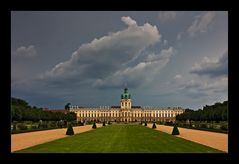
[176,101,228,122]
[11,97,76,122]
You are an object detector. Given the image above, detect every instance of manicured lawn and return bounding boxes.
[16,124,223,153]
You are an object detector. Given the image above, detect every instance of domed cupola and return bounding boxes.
[120,87,132,109]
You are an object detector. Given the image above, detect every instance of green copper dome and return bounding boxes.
[121,87,131,99]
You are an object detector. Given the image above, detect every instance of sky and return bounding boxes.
[11,11,228,110]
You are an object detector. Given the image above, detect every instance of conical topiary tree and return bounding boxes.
[92,122,97,129]
[172,124,180,135]
[152,122,157,129]
[144,121,147,126]
[66,123,74,135]
[103,121,106,126]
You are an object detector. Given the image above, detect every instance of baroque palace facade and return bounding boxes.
[69,87,185,122]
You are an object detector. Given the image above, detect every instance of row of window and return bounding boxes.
[77,112,183,118]
[74,111,183,115]
[121,101,131,108]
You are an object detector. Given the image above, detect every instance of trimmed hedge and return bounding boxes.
[92,122,97,129]
[172,124,180,135]
[66,124,74,135]
[152,122,157,129]
[17,124,28,130]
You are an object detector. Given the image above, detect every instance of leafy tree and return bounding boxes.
[65,112,77,122]
[11,97,29,108]
[176,101,228,122]
[11,97,76,122]
[65,103,71,110]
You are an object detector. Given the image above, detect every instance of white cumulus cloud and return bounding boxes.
[121,16,137,26]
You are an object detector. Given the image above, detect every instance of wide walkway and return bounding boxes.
[147,123,228,152]
[11,124,102,152]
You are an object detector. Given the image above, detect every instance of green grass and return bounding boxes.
[16,124,223,153]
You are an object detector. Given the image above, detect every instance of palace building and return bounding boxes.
[69,87,185,122]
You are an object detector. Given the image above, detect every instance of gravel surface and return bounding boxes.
[11,124,102,152]
[147,123,228,152]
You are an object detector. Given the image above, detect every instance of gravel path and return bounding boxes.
[11,124,102,152]
[147,124,228,152]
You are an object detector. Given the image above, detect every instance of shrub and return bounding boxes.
[165,121,173,126]
[13,124,17,130]
[92,122,97,129]
[103,121,106,126]
[152,122,157,129]
[86,120,94,125]
[78,121,84,126]
[144,122,147,126]
[200,123,207,128]
[172,124,180,135]
[31,125,38,129]
[48,121,57,128]
[66,124,74,135]
[18,123,28,130]
[38,122,48,129]
[108,121,111,125]
[220,124,228,131]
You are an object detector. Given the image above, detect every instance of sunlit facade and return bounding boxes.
[69,87,185,122]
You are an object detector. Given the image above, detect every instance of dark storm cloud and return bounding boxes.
[11,11,228,109]
[190,50,228,77]
[40,16,164,89]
